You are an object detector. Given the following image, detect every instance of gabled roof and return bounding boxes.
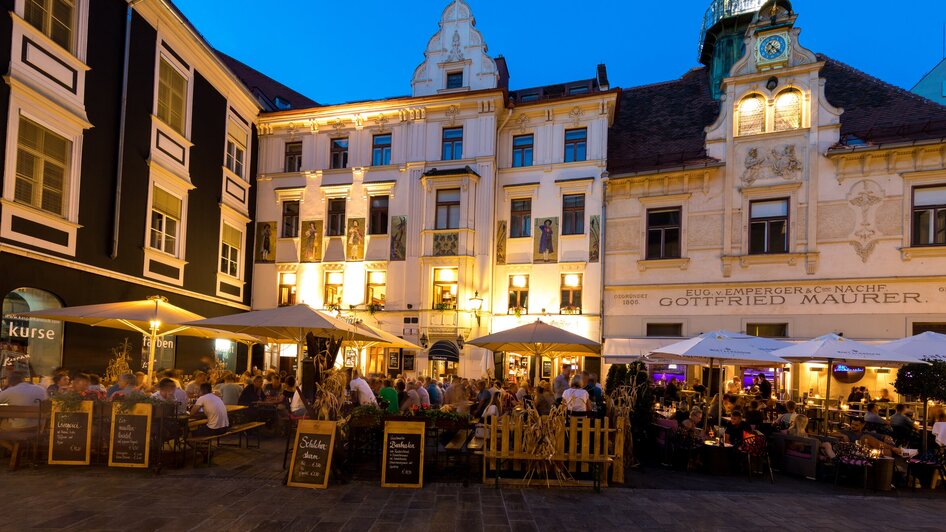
[607,67,721,176]
[608,56,946,176]
[215,51,319,112]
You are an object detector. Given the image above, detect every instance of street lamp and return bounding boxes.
[420,332,429,349]
[469,291,483,325]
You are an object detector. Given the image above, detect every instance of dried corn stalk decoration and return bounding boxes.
[521,403,572,486]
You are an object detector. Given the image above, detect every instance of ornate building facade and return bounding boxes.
[253,0,615,380]
[603,0,946,399]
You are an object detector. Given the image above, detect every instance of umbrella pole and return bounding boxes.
[717,359,723,437]
[146,327,157,387]
[823,358,833,435]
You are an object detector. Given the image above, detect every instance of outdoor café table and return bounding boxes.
[702,440,734,475]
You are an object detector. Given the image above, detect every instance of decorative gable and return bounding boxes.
[411,0,499,97]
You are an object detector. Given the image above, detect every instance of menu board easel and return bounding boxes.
[108,402,152,468]
[381,420,425,488]
[48,400,93,465]
[286,420,336,489]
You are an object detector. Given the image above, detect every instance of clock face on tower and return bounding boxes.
[759,34,788,61]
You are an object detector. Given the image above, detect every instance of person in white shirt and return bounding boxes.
[0,373,47,430]
[561,375,590,414]
[189,383,229,436]
[349,371,378,406]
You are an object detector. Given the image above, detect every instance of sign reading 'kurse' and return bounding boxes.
[48,400,93,465]
[108,402,152,468]
[381,420,425,488]
[287,420,336,489]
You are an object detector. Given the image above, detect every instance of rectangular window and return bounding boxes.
[562,194,585,235]
[25,0,74,52]
[150,186,181,256]
[157,58,187,136]
[281,200,299,238]
[367,271,386,308]
[564,128,587,163]
[219,223,242,278]
[278,272,296,307]
[327,198,346,236]
[568,85,590,95]
[372,134,392,166]
[369,195,389,235]
[225,118,247,179]
[446,71,463,89]
[510,198,532,238]
[330,138,349,169]
[14,116,70,217]
[435,188,461,230]
[560,273,582,314]
[284,141,302,172]
[646,208,682,260]
[912,185,946,246]
[913,322,946,335]
[512,134,534,167]
[432,268,458,309]
[646,323,683,337]
[442,127,463,161]
[508,275,529,314]
[324,271,343,308]
[749,199,788,254]
[746,323,788,338]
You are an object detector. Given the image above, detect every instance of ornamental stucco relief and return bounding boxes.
[816,204,856,241]
[741,144,803,185]
[874,198,903,237]
[846,179,885,262]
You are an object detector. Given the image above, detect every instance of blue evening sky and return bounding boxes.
[176,0,946,105]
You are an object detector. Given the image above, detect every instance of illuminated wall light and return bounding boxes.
[511,275,527,288]
[563,274,581,288]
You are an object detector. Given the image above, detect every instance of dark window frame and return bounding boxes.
[562,193,585,235]
[911,185,946,247]
[441,127,463,161]
[278,273,296,307]
[646,323,683,337]
[512,134,534,167]
[508,275,529,314]
[326,198,346,237]
[560,274,582,314]
[748,198,789,255]
[330,137,349,169]
[369,195,389,235]
[435,188,461,230]
[446,71,463,89]
[284,141,302,172]
[510,198,532,238]
[646,207,682,260]
[281,200,299,238]
[564,128,587,163]
[372,134,392,166]
[746,323,788,338]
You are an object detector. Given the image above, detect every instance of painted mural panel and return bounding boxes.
[255,222,276,263]
[300,220,323,263]
[533,217,558,264]
[347,218,365,261]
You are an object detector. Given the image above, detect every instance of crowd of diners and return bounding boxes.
[347,366,606,420]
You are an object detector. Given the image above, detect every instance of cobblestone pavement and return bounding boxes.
[1,439,943,532]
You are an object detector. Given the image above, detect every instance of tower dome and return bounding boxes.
[698,0,767,99]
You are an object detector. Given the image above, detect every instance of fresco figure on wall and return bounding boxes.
[300,220,323,263]
[534,217,558,264]
[256,222,276,263]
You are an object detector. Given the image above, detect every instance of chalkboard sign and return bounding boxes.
[387,350,400,370]
[402,353,415,371]
[48,400,93,465]
[108,403,152,468]
[381,420,425,488]
[287,420,336,489]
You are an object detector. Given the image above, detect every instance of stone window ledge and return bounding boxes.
[721,252,818,277]
[900,246,946,261]
[637,258,690,271]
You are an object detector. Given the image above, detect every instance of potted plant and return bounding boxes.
[367,302,383,315]
[509,305,525,319]
[560,305,581,315]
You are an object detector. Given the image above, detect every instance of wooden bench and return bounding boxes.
[187,421,266,465]
[0,404,45,470]
[481,415,624,492]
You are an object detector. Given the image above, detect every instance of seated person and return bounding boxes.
[151,378,187,414]
[71,373,103,401]
[724,410,753,446]
[864,402,887,425]
[775,401,797,428]
[847,388,864,403]
[889,403,913,430]
[215,374,243,406]
[238,376,265,406]
[0,373,47,433]
[189,382,229,437]
[107,373,138,400]
[833,417,903,457]
[745,400,765,427]
[680,407,705,439]
[534,382,554,416]
[781,414,835,459]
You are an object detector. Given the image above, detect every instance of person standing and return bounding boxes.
[553,367,572,401]
[562,376,590,415]
[757,373,772,400]
[426,377,443,408]
[414,381,430,407]
[379,379,399,413]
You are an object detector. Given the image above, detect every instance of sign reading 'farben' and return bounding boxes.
[608,281,942,315]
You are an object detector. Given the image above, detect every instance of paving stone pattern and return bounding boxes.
[1,439,943,532]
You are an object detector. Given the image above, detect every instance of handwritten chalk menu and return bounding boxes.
[108,402,152,468]
[287,420,336,489]
[381,420,425,488]
[48,400,93,465]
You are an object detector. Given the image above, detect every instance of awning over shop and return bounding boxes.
[603,338,681,364]
[428,340,460,362]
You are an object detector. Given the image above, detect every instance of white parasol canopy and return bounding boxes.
[883,331,946,362]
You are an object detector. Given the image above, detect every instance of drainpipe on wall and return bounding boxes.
[111,0,145,259]
[599,172,608,348]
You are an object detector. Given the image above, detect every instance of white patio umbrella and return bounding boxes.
[772,333,922,432]
[15,295,259,382]
[650,330,790,429]
[183,304,381,379]
[883,331,946,361]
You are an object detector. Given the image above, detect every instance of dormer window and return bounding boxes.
[446,71,463,89]
[737,94,766,136]
[774,89,802,131]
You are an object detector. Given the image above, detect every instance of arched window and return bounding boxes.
[738,94,766,136]
[1,288,63,379]
[774,89,803,131]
